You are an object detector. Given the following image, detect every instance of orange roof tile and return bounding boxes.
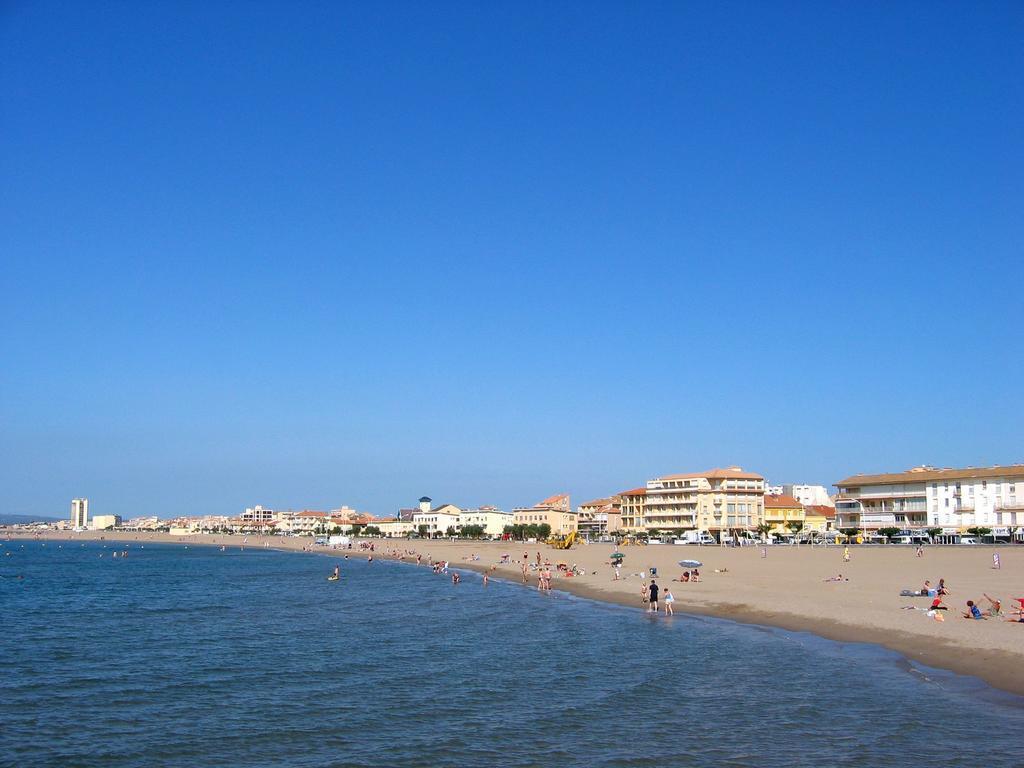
[619,488,647,497]
[764,494,801,508]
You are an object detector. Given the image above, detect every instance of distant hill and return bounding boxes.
[0,514,62,525]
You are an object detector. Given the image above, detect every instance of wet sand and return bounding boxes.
[7,530,1024,698]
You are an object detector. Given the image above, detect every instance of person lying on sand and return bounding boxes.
[982,594,1001,616]
[929,596,948,611]
[962,600,987,620]
[824,574,849,582]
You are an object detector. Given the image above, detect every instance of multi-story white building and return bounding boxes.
[458,506,512,537]
[413,503,462,536]
[71,498,89,529]
[765,484,833,506]
[372,518,415,537]
[834,464,1024,533]
[243,505,275,524]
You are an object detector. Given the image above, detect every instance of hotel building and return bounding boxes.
[71,498,89,529]
[644,467,765,538]
[619,488,647,531]
[412,503,462,535]
[834,464,1024,533]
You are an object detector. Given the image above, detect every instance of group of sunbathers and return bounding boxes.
[960,594,1024,621]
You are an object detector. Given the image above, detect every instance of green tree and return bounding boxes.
[417,524,429,538]
[350,523,364,537]
[967,526,992,540]
[364,525,381,537]
[445,526,457,537]
[840,528,860,539]
[878,526,901,542]
[537,523,552,540]
[926,527,943,541]
[755,522,774,540]
[787,521,805,536]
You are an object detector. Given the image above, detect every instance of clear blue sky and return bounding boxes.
[2,1,1022,519]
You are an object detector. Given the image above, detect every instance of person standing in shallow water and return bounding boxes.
[648,580,659,613]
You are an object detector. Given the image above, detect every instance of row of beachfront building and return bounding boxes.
[379,463,1024,540]
[59,463,1024,541]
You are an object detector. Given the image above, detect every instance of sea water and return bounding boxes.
[2,541,1021,767]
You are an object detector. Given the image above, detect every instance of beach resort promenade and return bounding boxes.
[8,531,1023,698]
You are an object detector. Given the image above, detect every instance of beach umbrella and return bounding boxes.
[610,552,625,560]
[678,559,703,568]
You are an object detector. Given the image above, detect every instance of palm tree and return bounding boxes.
[755,522,774,541]
[787,521,804,537]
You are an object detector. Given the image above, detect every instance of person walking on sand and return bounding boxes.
[664,588,675,615]
[843,546,850,563]
[915,543,924,558]
[641,581,648,606]
[648,580,660,613]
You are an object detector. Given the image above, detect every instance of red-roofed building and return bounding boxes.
[802,505,836,532]
[763,494,803,535]
[577,497,622,537]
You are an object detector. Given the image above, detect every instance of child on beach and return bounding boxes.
[962,600,986,620]
[641,582,648,605]
[664,589,675,615]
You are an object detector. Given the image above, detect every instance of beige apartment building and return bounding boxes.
[512,494,576,535]
[458,506,513,537]
[640,467,764,538]
[619,488,647,531]
[372,518,414,537]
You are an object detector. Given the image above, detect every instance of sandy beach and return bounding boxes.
[7,530,1023,698]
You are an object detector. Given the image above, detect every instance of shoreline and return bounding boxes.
[6,530,1024,699]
